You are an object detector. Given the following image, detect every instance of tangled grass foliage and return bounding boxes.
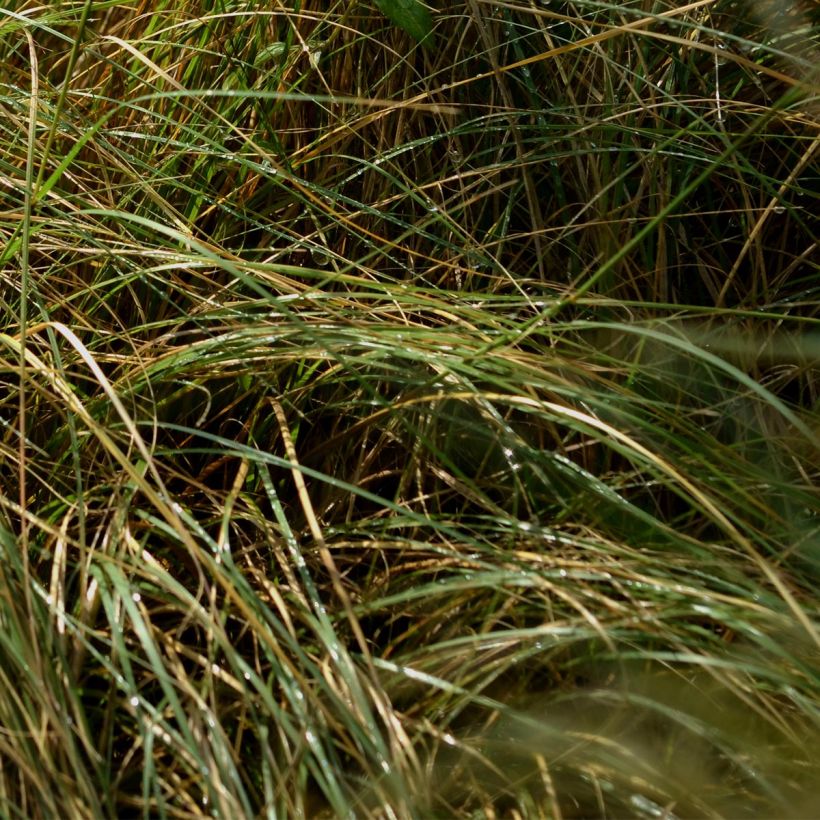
[0,0,818,816]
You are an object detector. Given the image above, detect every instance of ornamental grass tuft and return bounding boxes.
[1,1,818,817]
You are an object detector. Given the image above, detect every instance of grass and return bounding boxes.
[0,0,818,816]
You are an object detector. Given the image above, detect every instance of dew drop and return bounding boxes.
[310,247,330,267]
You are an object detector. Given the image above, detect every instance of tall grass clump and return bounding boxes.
[1,0,818,816]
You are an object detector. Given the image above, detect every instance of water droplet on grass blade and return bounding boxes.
[310,247,330,267]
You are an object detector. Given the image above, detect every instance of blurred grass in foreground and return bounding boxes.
[0,0,818,816]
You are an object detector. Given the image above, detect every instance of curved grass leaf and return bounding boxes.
[373,0,433,43]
